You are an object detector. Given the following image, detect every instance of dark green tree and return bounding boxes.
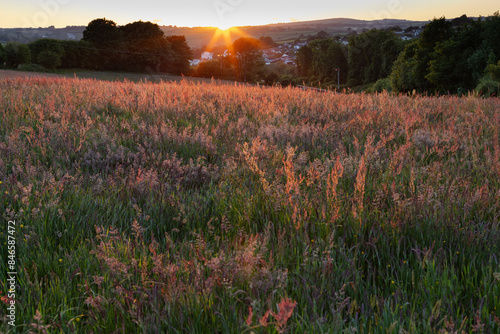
[390,40,419,92]
[59,40,97,69]
[347,29,403,86]
[82,18,122,70]
[259,36,276,49]
[0,43,6,67]
[413,17,453,92]
[296,44,313,76]
[232,37,264,82]
[29,39,65,69]
[119,20,169,72]
[4,42,31,68]
[36,51,61,69]
[164,35,192,75]
[83,18,121,46]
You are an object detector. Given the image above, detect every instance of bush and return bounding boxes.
[278,74,296,87]
[0,44,6,68]
[5,42,31,68]
[36,50,62,69]
[18,63,46,72]
[370,77,392,93]
[264,71,279,86]
[195,60,236,80]
[475,77,499,97]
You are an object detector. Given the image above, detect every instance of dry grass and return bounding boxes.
[0,76,499,333]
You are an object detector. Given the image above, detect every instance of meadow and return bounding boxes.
[0,76,499,333]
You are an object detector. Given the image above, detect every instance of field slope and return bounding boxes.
[0,77,499,333]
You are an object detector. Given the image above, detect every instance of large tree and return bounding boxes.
[82,18,123,70]
[119,20,170,72]
[4,42,31,68]
[29,39,65,69]
[164,35,192,75]
[231,37,264,82]
[0,43,6,67]
[347,29,403,86]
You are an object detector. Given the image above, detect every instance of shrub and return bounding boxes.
[18,63,46,72]
[475,77,499,97]
[370,77,392,93]
[4,42,31,68]
[36,50,62,69]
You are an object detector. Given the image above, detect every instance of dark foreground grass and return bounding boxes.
[0,76,499,333]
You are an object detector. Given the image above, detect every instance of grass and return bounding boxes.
[0,76,499,333]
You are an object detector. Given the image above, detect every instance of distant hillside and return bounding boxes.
[0,17,429,48]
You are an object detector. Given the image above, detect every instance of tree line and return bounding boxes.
[295,12,500,95]
[0,18,192,75]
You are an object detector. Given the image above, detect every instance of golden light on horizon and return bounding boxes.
[205,26,247,52]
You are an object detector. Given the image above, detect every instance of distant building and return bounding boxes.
[189,59,201,66]
[201,52,213,61]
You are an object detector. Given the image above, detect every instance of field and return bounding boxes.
[0,75,499,333]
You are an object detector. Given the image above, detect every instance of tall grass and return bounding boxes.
[0,76,499,333]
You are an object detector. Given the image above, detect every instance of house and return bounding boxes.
[201,52,213,61]
[189,59,201,66]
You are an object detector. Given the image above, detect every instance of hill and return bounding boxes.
[0,17,428,48]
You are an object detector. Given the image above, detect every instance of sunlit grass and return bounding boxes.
[0,77,499,333]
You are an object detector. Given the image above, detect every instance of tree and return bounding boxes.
[259,36,276,49]
[390,40,419,93]
[4,42,31,68]
[36,51,61,69]
[83,18,121,46]
[59,40,97,69]
[195,59,236,79]
[296,44,313,76]
[232,37,264,82]
[0,44,6,67]
[164,35,192,75]
[29,39,65,69]
[82,18,122,70]
[118,20,170,72]
[347,29,403,86]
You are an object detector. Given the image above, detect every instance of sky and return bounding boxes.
[1,0,498,28]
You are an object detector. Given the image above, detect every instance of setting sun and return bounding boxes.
[205,26,247,51]
[216,24,232,31]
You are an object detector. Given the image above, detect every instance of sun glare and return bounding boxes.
[217,24,232,31]
[206,26,247,52]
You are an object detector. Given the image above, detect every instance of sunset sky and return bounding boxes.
[1,0,498,28]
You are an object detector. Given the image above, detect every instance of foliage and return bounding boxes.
[28,39,65,70]
[391,13,500,94]
[0,77,499,333]
[17,63,46,72]
[475,60,500,96]
[369,77,392,93]
[296,44,313,76]
[4,42,31,68]
[259,36,276,49]
[0,43,6,67]
[59,40,97,69]
[347,29,403,86]
[231,37,265,82]
[80,18,192,74]
[194,59,236,80]
[164,35,193,75]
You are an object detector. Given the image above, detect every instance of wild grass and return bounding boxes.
[0,76,499,333]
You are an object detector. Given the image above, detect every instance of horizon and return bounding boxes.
[1,0,498,29]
